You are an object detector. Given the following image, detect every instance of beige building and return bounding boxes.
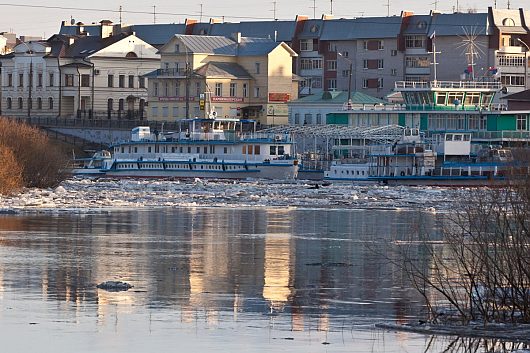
[146,34,298,125]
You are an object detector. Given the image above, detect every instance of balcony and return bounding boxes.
[395,80,503,91]
[155,68,187,77]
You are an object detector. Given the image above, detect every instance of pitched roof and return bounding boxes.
[64,33,129,57]
[429,13,491,36]
[502,89,530,101]
[171,34,286,56]
[208,21,296,42]
[320,17,402,40]
[194,61,252,79]
[131,24,186,46]
[289,91,385,105]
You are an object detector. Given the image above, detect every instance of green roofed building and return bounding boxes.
[287,90,385,125]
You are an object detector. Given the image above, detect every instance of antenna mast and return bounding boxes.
[153,5,156,24]
[385,0,390,16]
[429,33,440,82]
[200,4,203,22]
[272,1,277,20]
[310,0,316,19]
[330,0,333,15]
[119,5,122,24]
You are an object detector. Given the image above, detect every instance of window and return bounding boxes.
[378,59,384,69]
[362,79,368,89]
[162,106,168,118]
[342,69,350,77]
[242,83,248,97]
[128,75,134,88]
[391,68,397,76]
[7,73,12,87]
[174,44,180,53]
[501,74,525,86]
[327,79,337,90]
[119,99,124,111]
[18,97,23,109]
[108,98,113,111]
[363,40,384,50]
[153,82,159,96]
[341,51,349,58]
[517,115,528,130]
[151,106,158,117]
[139,77,145,88]
[108,74,114,87]
[405,35,424,48]
[175,81,180,97]
[37,97,42,109]
[300,39,313,51]
[391,49,398,56]
[37,73,42,87]
[230,83,236,97]
[119,75,125,88]
[215,83,222,96]
[48,97,53,109]
[304,113,312,124]
[195,82,201,97]
[316,113,322,124]
[6,97,11,109]
[19,74,23,87]
[49,73,54,87]
[254,145,260,155]
[254,87,260,98]
[255,62,261,74]
[327,60,337,71]
[81,74,90,87]
[294,113,300,124]
[65,74,74,87]
[164,82,169,96]
[406,56,430,68]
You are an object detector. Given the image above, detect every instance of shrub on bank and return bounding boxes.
[0,118,69,194]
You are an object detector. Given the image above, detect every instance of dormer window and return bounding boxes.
[502,18,516,26]
[174,44,180,53]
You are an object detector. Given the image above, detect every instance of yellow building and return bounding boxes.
[146,33,298,125]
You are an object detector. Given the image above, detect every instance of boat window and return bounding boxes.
[436,92,447,105]
[148,146,152,153]
[254,145,260,155]
[204,146,208,154]
[464,134,470,141]
[121,147,124,153]
[224,147,228,154]
[445,134,453,141]
[270,146,277,155]
[242,145,247,154]
[248,145,253,155]
[405,128,411,136]
[454,134,463,141]
[356,170,359,175]
[196,147,200,153]
[278,146,285,155]
[134,147,138,153]
[362,170,365,175]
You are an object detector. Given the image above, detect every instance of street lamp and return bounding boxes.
[337,52,353,109]
[517,38,529,90]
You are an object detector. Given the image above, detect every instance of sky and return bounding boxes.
[0,0,526,38]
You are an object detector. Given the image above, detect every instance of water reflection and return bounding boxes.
[0,208,522,352]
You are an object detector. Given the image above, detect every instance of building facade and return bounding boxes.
[0,23,159,119]
[146,34,298,124]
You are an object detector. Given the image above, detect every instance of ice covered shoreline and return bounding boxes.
[0,177,465,214]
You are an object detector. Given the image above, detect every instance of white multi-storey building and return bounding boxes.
[0,21,159,119]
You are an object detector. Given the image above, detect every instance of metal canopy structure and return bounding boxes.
[261,124,406,144]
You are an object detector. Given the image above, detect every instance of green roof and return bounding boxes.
[290,91,386,105]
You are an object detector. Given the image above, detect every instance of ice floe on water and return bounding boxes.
[0,177,468,213]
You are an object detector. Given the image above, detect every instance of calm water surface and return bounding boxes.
[0,208,517,352]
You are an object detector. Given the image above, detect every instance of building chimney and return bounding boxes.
[69,37,75,45]
[99,19,114,38]
[233,32,242,44]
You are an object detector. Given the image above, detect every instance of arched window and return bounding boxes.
[18,97,23,109]
[6,98,12,109]
[119,98,124,111]
[125,52,138,58]
[48,97,54,109]
[37,97,42,110]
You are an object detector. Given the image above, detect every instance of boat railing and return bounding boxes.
[472,130,530,141]
[395,80,502,90]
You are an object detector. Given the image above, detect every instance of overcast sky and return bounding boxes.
[0,0,524,38]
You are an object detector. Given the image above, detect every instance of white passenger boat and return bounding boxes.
[324,127,521,186]
[73,117,299,180]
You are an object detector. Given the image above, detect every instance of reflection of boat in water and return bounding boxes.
[324,127,524,186]
[73,117,299,180]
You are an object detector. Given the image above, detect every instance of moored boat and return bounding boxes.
[73,117,299,180]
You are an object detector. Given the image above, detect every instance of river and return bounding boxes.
[0,180,525,352]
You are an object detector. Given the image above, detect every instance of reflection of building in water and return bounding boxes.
[263,210,295,310]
